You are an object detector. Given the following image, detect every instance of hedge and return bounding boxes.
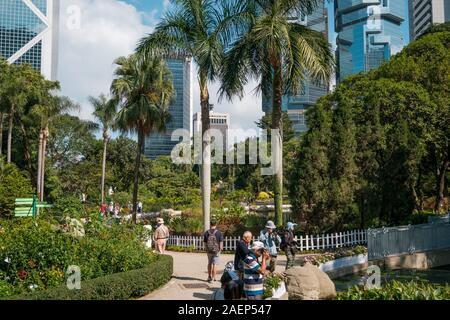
[7,254,173,300]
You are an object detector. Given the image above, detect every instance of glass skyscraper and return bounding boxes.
[0,0,59,80]
[262,0,329,135]
[335,0,407,83]
[144,57,193,160]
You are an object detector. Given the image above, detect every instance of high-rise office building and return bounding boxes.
[409,0,450,40]
[144,57,193,160]
[262,0,329,135]
[193,112,230,150]
[0,0,60,80]
[335,0,407,83]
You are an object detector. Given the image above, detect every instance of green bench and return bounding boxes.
[14,195,53,218]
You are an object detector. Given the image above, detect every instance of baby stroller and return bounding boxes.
[220,261,244,300]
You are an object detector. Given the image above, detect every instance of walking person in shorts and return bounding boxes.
[204,219,223,283]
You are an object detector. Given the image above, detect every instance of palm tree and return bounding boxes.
[28,95,77,204]
[219,0,334,226]
[90,94,117,205]
[111,54,174,224]
[136,0,251,231]
[0,60,8,158]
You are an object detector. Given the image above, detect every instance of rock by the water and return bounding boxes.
[284,263,336,300]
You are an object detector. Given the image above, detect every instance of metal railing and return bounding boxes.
[368,222,450,260]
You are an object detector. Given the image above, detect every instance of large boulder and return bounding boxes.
[284,263,336,300]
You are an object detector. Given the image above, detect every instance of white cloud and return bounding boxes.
[58,0,153,121]
[57,0,263,141]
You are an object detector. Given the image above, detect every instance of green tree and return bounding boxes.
[137,0,250,231]
[112,54,174,223]
[0,158,33,218]
[90,94,117,205]
[219,0,334,226]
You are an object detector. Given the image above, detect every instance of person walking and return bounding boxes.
[100,203,107,222]
[114,203,121,224]
[137,201,143,214]
[259,221,281,273]
[242,241,270,300]
[153,218,170,254]
[203,219,223,283]
[281,222,298,270]
[234,231,252,281]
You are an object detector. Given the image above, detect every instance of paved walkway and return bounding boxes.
[141,251,288,300]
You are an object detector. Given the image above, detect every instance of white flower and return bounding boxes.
[29,284,38,290]
[4,257,11,264]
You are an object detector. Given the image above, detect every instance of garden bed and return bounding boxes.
[6,255,173,300]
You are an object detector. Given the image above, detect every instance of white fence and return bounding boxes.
[167,229,367,252]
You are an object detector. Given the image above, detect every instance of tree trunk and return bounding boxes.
[0,112,3,156]
[435,156,449,213]
[19,122,33,175]
[36,129,44,216]
[132,129,144,224]
[101,129,109,205]
[200,71,211,232]
[271,62,284,227]
[40,126,49,202]
[7,108,14,163]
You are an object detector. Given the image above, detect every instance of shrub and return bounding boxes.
[337,280,450,300]
[0,160,34,218]
[257,192,271,201]
[263,273,283,299]
[0,218,156,297]
[7,255,173,300]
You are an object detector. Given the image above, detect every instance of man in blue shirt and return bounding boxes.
[203,219,223,282]
[260,221,281,272]
[243,241,270,300]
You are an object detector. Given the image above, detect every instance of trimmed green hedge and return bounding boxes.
[7,254,173,300]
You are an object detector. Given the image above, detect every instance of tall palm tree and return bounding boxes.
[0,60,8,158]
[137,0,251,231]
[111,54,174,224]
[219,0,334,226]
[28,94,76,204]
[90,94,117,205]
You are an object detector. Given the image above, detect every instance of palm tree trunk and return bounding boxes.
[7,108,14,163]
[200,71,211,232]
[40,126,49,202]
[0,112,4,156]
[132,129,144,224]
[271,63,284,227]
[37,129,44,215]
[101,130,109,205]
[19,122,33,175]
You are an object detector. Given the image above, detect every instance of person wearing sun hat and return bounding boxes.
[259,220,281,273]
[153,217,169,254]
[280,222,298,270]
[242,241,270,300]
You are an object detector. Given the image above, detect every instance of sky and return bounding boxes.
[57,0,409,139]
[58,0,264,139]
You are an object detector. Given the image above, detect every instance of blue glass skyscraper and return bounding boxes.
[262,0,329,135]
[0,0,59,80]
[144,57,193,159]
[335,0,407,83]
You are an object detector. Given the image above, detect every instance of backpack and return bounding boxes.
[280,229,289,251]
[206,229,220,254]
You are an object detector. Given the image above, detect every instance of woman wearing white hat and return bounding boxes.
[242,241,270,300]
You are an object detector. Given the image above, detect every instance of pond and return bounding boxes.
[333,265,450,292]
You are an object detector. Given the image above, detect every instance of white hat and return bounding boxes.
[251,241,265,251]
[265,221,276,229]
[156,218,164,224]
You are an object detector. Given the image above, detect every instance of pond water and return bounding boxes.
[333,265,450,292]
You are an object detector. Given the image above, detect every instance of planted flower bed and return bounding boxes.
[0,217,170,299]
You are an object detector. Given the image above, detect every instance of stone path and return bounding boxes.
[141,251,288,300]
